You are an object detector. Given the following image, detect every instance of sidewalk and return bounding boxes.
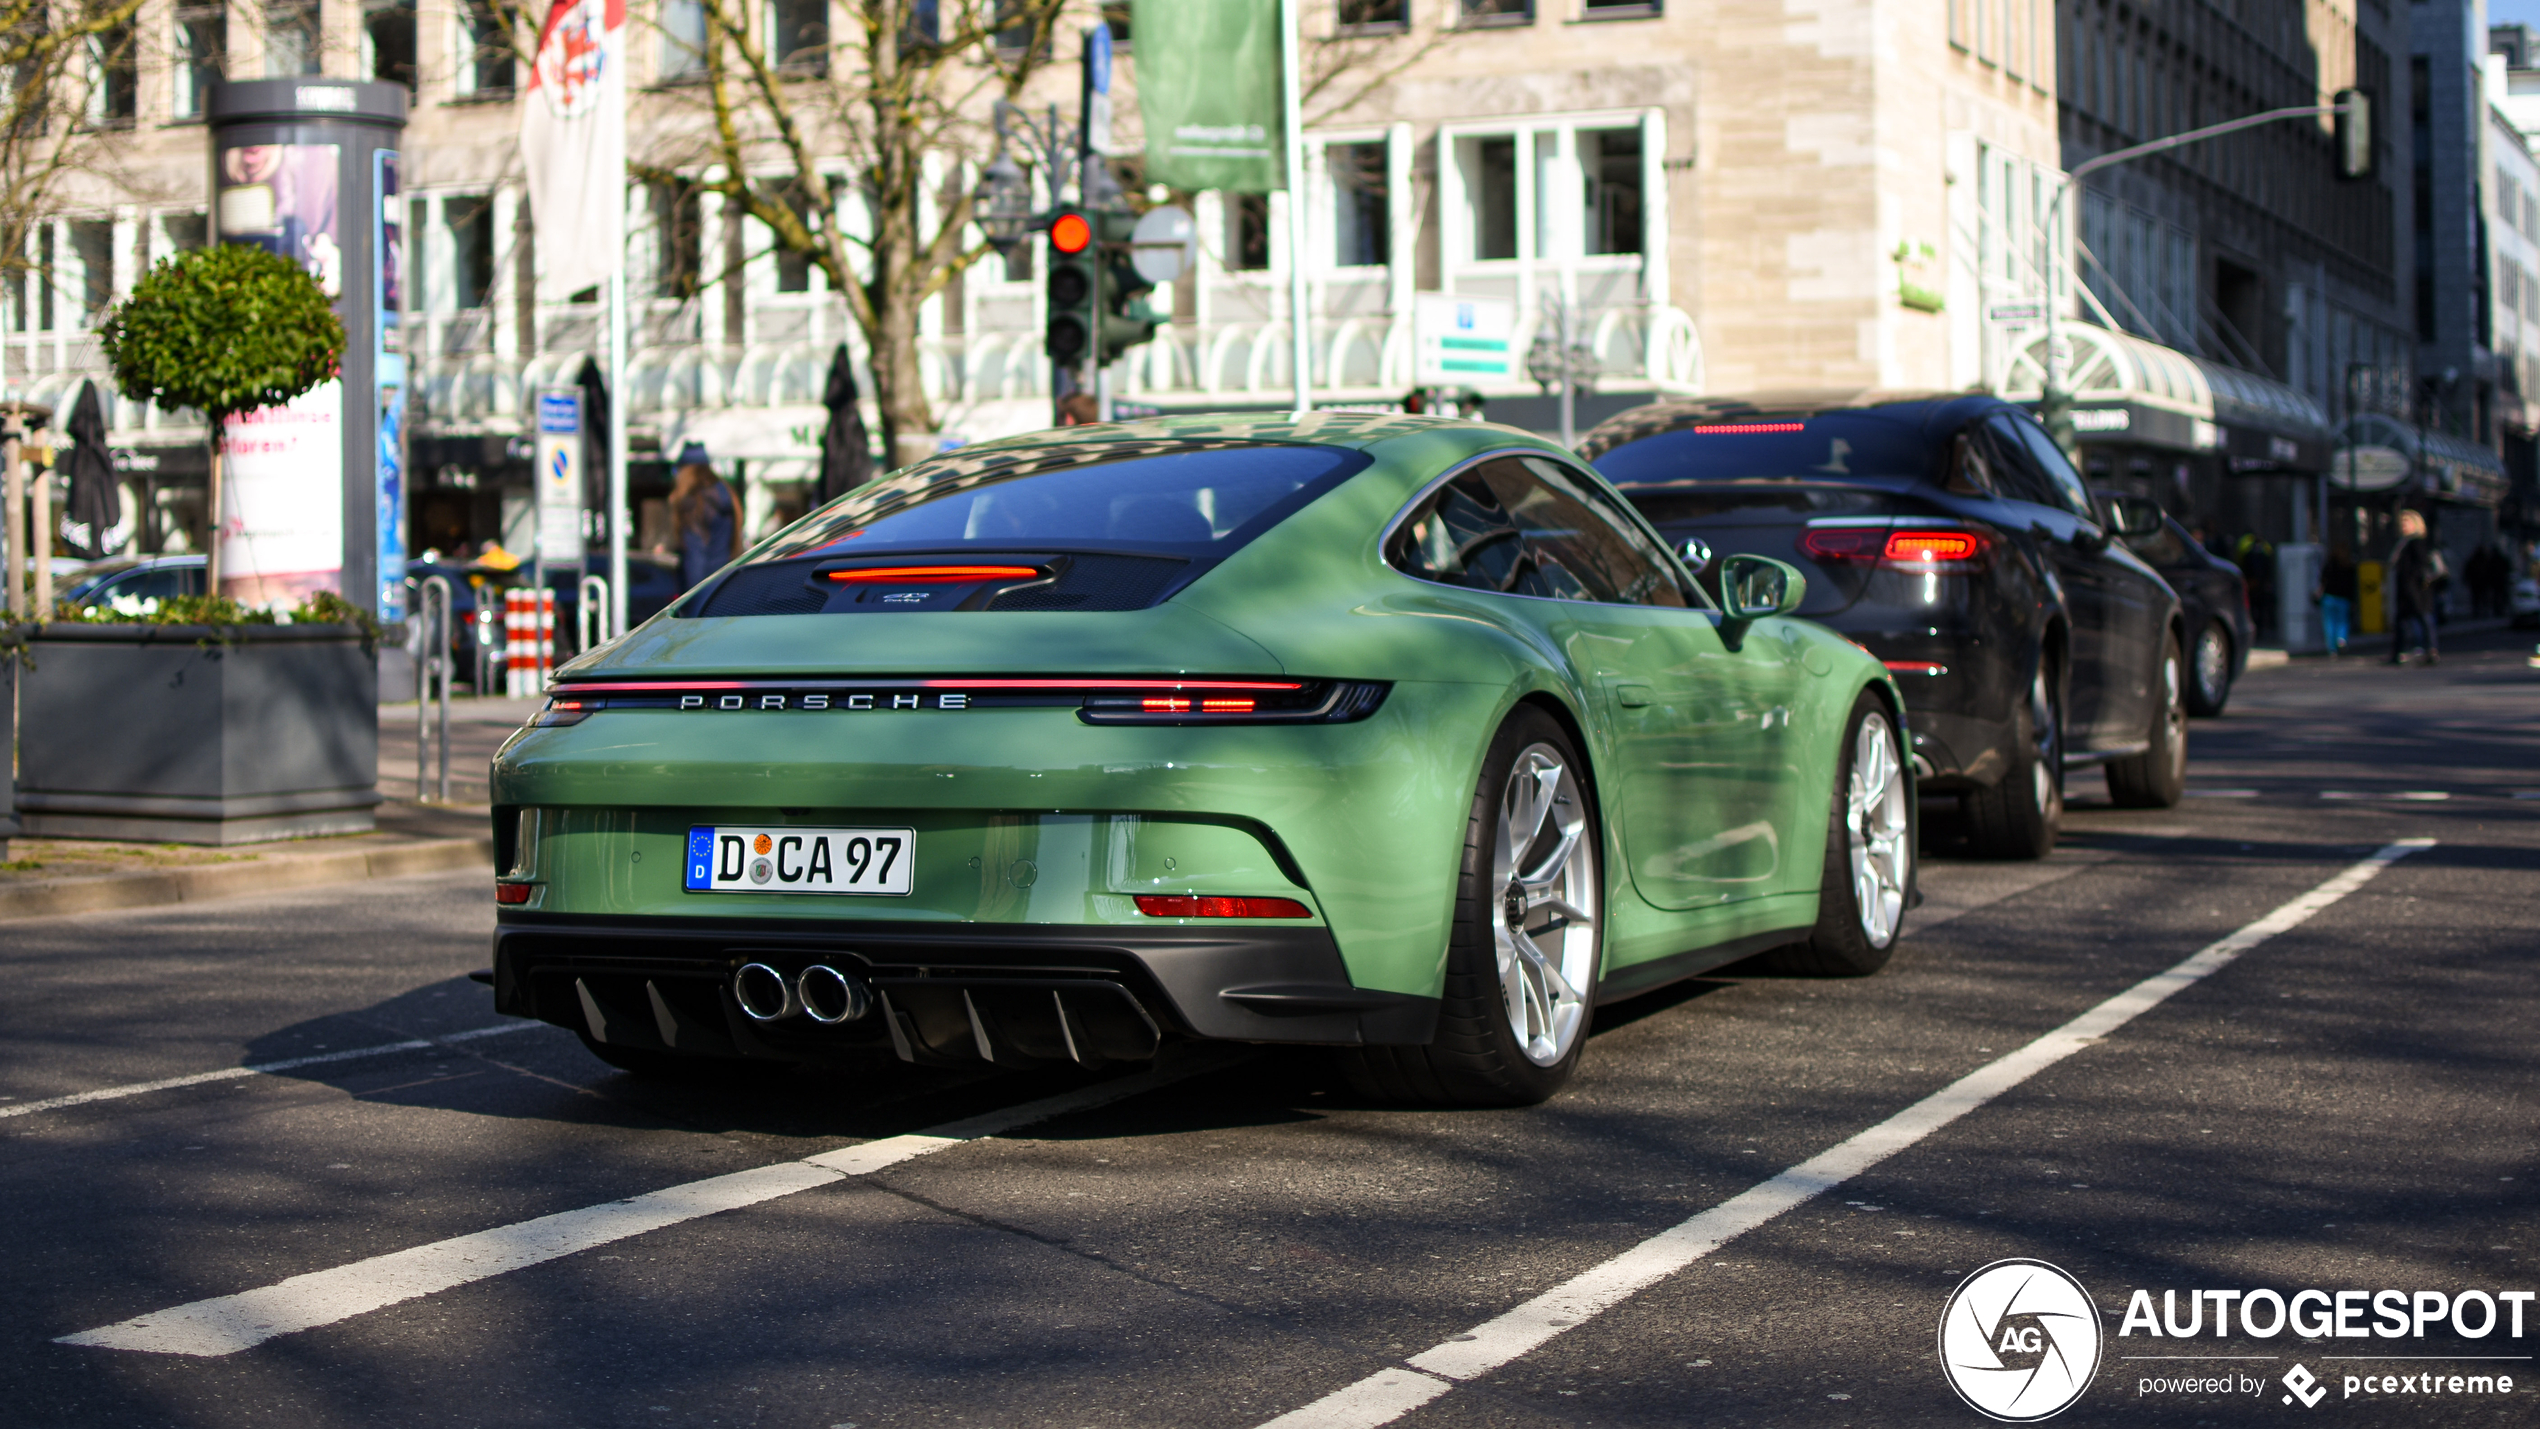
[0,799,495,919]
[377,696,543,805]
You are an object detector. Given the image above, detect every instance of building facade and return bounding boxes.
[0,0,2087,574]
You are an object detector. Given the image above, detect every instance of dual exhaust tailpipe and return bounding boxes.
[734,962,873,1025]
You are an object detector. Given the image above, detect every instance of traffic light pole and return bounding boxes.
[2038,95,2365,453]
[1279,0,1311,416]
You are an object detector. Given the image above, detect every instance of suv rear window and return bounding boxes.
[1589,412,1934,488]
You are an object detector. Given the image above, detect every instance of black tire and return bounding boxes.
[1757,691,1913,977]
[2185,619,2233,717]
[1339,708,1599,1107]
[1963,656,2064,860]
[2107,630,2189,808]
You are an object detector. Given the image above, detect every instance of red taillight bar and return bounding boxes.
[825,565,1045,585]
[1690,422,1806,434]
[1883,531,1985,562]
[1133,895,1312,919]
[553,677,1307,694]
[495,882,534,904]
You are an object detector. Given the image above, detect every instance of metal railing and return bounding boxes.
[414,576,454,803]
[577,573,610,653]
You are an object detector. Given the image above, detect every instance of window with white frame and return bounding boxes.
[454,0,516,94]
[1449,117,1652,266]
[660,0,706,77]
[174,3,224,118]
[86,18,137,123]
[1328,141,1388,268]
[266,0,320,77]
[1461,0,1530,23]
[1227,193,1271,271]
[767,0,824,70]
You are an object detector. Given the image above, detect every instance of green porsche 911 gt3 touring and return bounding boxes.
[489,411,1913,1105]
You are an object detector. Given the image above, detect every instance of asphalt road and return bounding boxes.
[4,628,2534,1429]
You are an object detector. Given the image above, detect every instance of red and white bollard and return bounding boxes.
[504,588,558,696]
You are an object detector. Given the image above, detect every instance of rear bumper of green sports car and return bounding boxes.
[486,680,1505,1066]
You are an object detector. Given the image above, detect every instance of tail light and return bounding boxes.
[1882,531,1988,563]
[1804,527,1990,565]
[1080,679,1388,725]
[494,882,534,905]
[824,564,1046,585]
[1133,895,1312,918]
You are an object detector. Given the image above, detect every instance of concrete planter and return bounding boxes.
[18,623,380,845]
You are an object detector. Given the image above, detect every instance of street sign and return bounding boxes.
[1987,301,2045,324]
[1413,294,1515,385]
[1130,205,1196,285]
[534,389,585,563]
[1084,25,1113,156]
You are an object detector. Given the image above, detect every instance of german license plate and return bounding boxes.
[684,826,914,896]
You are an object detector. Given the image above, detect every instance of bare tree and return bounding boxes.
[645,0,1071,466]
[0,0,147,295]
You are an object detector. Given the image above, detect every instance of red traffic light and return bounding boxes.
[1049,212,1093,254]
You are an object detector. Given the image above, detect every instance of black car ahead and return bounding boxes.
[2094,496,2252,717]
[1582,392,2187,858]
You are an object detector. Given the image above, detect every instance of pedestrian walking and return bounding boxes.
[2318,544,2357,655]
[2387,508,2444,665]
[663,442,742,593]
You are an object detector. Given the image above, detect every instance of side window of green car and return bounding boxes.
[1388,457,1686,609]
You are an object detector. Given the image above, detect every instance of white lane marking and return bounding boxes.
[57,1050,1239,1357]
[2319,790,2450,801]
[0,1023,543,1120]
[2185,789,2260,798]
[1256,839,2435,1429]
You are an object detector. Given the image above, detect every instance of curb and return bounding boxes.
[0,837,494,920]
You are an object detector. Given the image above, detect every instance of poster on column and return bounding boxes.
[215,141,346,602]
[219,383,346,606]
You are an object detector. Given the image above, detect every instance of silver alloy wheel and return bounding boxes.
[1494,744,1598,1068]
[2028,669,2058,813]
[1847,711,1910,945]
[2158,645,2187,779]
[2194,624,2230,705]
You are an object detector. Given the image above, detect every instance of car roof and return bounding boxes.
[1577,390,2013,462]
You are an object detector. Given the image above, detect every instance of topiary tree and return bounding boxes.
[97,244,346,591]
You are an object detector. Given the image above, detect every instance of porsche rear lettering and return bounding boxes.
[669,692,969,711]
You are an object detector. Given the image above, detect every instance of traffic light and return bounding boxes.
[1095,210,1161,366]
[1044,208,1096,364]
[2335,88,2373,180]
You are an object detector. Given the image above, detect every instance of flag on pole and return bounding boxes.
[520,0,626,297]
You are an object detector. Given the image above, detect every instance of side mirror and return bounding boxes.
[1677,536,1712,575]
[2096,493,2165,538]
[1719,554,1807,620]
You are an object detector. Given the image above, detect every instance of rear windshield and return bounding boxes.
[1590,412,1935,488]
[745,439,1372,565]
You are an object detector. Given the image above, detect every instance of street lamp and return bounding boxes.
[974,151,1034,254]
[2037,91,2371,457]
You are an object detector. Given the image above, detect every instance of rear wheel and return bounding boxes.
[2185,620,2234,717]
[2107,631,2189,808]
[1340,709,1599,1106]
[1758,692,1912,976]
[1963,658,2063,860]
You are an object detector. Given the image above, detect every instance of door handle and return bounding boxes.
[1613,683,1654,708]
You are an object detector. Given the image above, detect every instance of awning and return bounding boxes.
[2331,413,2509,506]
[2005,325,2334,470]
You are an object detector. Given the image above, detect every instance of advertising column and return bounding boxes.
[205,79,408,624]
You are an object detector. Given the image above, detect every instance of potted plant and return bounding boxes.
[12,594,383,844]
[10,247,375,845]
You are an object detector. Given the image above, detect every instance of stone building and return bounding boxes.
[1,0,2071,562]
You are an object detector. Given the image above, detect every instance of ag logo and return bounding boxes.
[1938,1259,2103,1421]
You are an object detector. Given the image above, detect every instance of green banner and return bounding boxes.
[1131,0,1284,193]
